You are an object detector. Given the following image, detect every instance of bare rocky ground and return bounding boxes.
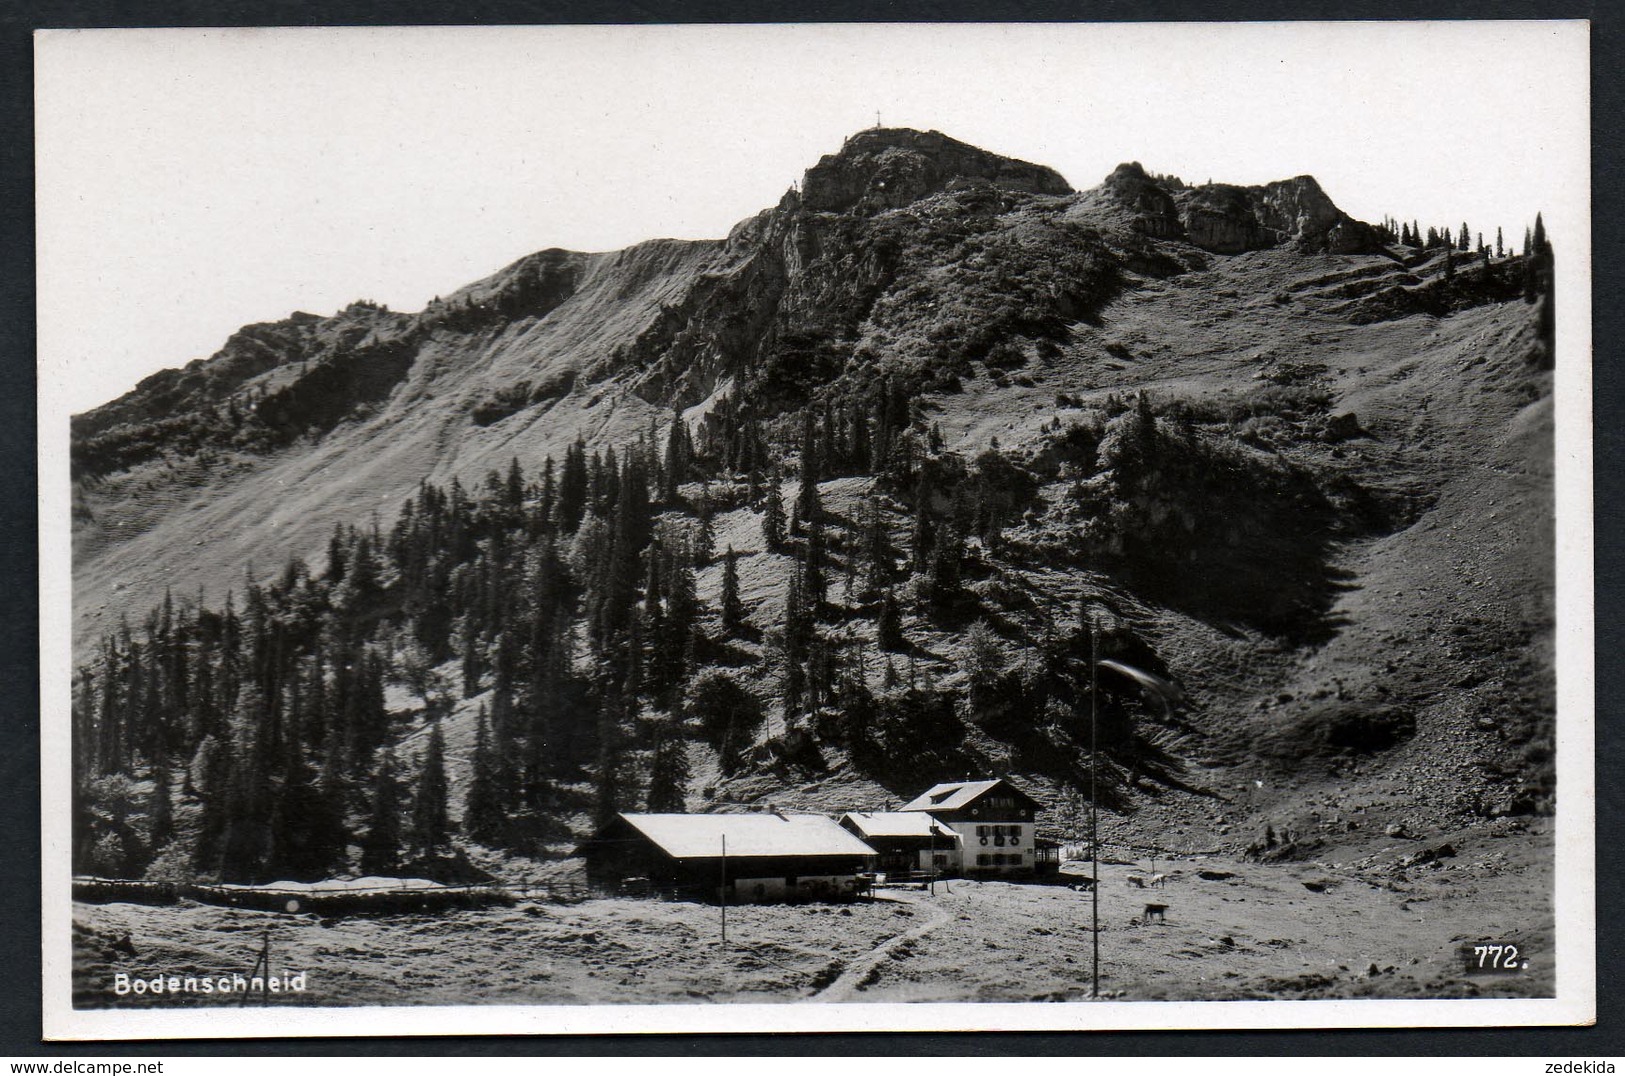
[73,816,1550,1008]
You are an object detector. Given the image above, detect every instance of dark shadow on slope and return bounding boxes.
[1068,417,1377,645]
[1112,532,1360,646]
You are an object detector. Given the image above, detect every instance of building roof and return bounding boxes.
[899,778,1043,813]
[613,813,878,860]
[839,811,960,841]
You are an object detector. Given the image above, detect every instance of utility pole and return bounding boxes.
[241,928,271,1007]
[720,834,728,946]
[1090,620,1101,998]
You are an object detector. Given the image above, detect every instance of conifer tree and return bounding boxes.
[924,523,965,609]
[796,410,821,523]
[662,544,701,686]
[848,398,870,476]
[592,689,630,828]
[781,572,811,717]
[533,457,557,537]
[694,492,716,566]
[1524,213,1552,308]
[216,685,277,882]
[556,439,589,532]
[1496,226,1504,259]
[148,757,173,847]
[360,747,403,875]
[504,457,525,513]
[910,475,935,576]
[858,497,890,594]
[804,635,832,714]
[762,468,787,552]
[662,409,691,503]
[719,546,745,636]
[189,734,232,872]
[408,720,451,859]
[644,717,690,812]
[877,588,905,652]
[465,704,504,843]
[459,615,483,698]
[802,520,827,605]
[269,734,340,880]
[746,461,762,504]
[592,458,651,646]
[326,523,349,582]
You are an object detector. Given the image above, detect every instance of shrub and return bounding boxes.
[686,671,765,775]
[1263,701,1415,766]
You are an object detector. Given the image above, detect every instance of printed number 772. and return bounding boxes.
[1472,944,1520,969]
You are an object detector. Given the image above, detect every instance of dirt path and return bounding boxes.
[812,889,952,1003]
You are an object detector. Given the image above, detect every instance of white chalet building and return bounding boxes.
[898,777,1050,877]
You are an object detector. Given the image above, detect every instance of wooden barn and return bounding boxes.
[579,812,878,903]
[838,811,960,878]
[899,778,1045,877]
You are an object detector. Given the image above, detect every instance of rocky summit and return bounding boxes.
[798,127,1074,212]
[69,127,1555,926]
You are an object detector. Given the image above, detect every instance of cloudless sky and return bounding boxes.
[36,22,1589,415]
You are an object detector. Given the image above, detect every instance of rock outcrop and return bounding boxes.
[1099,162,1185,240]
[1099,163,1382,255]
[799,127,1073,213]
[70,302,413,447]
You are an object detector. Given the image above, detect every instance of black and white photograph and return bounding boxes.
[35,21,1594,1039]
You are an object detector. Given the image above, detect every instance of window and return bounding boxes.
[1009,825,1021,840]
[976,825,988,837]
[977,854,991,866]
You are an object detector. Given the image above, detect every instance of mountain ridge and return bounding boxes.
[71,128,1381,439]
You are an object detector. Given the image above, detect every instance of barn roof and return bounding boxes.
[840,812,959,840]
[614,813,877,860]
[899,778,1043,813]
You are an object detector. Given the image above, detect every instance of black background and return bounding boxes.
[2,0,1615,1056]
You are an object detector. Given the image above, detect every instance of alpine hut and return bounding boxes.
[579,811,878,903]
[898,778,1045,877]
